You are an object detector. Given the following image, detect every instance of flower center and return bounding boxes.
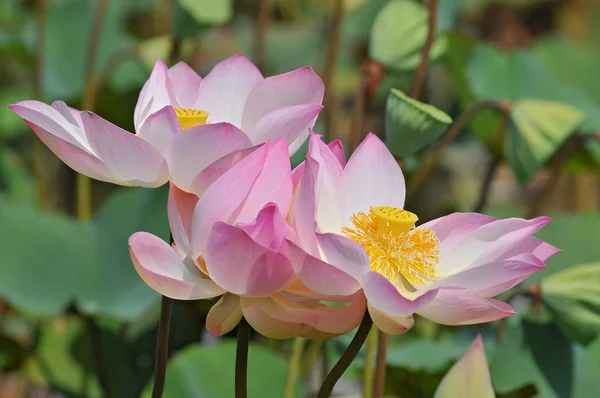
[341,206,440,292]
[175,108,209,130]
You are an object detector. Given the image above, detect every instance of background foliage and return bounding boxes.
[1,0,599,397]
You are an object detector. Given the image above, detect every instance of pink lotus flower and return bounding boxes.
[434,336,495,398]
[128,138,365,339]
[9,54,324,189]
[289,133,559,334]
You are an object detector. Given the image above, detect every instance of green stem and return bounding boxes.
[33,0,50,209]
[363,326,377,397]
[284,337,306,398]
[151,296,173,398]
[254,0,272,73]
[406,100,501,200]
[317,312,373,398]
[373,330,388,398]
[409,0,439,100]
[236,318,250,398]
[85,316,112,397]
[76,173,92,221]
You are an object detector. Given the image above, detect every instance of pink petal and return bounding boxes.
[194,54,263,127]
[168,183,199,255]
[288,162,305,224]
[434,336,494,398]
[307,135,345,233]
[417,289,515,325]
[287,241,361,296]
[236,203,287,250]
[10,101,89,149]
[474,253,546,297]
[190,146,257,197]
[289,160,318,254]
[311,292,367,336]
[368,303,414,335]
[204,221,295,297]
[327,139,346,167]
[441,217,552,275]
[316,232,371,281]
[477,236,559,264]
[342,133,406,220]
[240,295,318,339]
[282,279,360,302]
[532,240,561,262]
[134,60,176,129]
[246,104,324,147]
[51,101,84,129]
[81,112,169,187]
[363,271,438,317]
[233,138,293,224]
[169,122,252,193]
[206,293,243,336]
[288,132,310,156]
[190,144,269,256]
[137,106,181,155]
[420,212,497,254]
[129,232,225,300]
[241,66,324,130]
[425,257,545,296]
[9,102,116,183]
[168,62,202,109]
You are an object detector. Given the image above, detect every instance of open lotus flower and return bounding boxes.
[434,336,495,398]
[129,137,365,339]
[290,133,559,334]
[8,54,323,189]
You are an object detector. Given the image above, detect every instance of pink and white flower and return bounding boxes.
[129,138,365,339]
[290,133,559,334]
[9,54,324,189]
[434,336,495,398]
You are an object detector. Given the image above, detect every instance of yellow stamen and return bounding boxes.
[341,207,440,291]
[175,108,208,130]
[371,206,419,236]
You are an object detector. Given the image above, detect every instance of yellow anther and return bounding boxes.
[175,108,209,130]
[342,206,439,291]
[371,206,418,236]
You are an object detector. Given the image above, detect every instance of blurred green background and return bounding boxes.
[1,0,600,397]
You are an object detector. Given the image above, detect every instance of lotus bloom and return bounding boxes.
[129,138,365,339]
[434,336,495,398]
[291,133,559,334]
[8,54,324,188]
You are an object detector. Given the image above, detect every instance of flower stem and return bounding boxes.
[363,326,377,397]
[284,337,306,398]
[321,0,344,135]
[473,158,499,213]
[33,0,50,209]
[526,136,581,219]
[236,318,251,398]
[85,316,112,397]
[407,100,502,200]
[409,0,439,100]
[317,312,373,398]
[254,0,272,73]
[349,70,370,152]
[151,296,173,398]
[76,173,92,221]
[373,330,388,398]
